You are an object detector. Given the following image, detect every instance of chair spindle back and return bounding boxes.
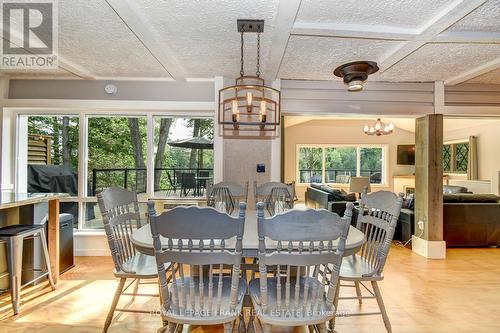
[148,202,247,318]
[256,203,353,317]
[356,189,404,276]
[97,187,143,274]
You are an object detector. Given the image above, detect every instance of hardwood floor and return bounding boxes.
[1,246,499,332]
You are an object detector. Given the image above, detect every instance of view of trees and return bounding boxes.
[27,116,214,195]
[298,146,383,183]
[28,116,79,169]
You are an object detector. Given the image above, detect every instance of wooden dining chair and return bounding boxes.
[248,202,354,333]
[148,202,247,333]
[207,181,248,214]
[254,181,294,215]
[97,187,166,333]
[330,188,403,333]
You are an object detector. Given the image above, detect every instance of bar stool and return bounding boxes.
[0,224,55,315]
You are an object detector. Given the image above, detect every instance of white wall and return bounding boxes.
[444,120,500,182]
[284,119,415,200]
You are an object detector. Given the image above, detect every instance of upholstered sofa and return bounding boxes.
[396,185,500,247]
[306,184,500,247]
[305,183,352,217]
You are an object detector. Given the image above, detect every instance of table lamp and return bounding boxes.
[349,177,371,199]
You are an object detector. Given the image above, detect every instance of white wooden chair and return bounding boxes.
[148,201,247,333]
[249,202,354,333]
[331,188,403,333]
[254,181,295,215]
[97,187,167,333]
[207,181,248,214]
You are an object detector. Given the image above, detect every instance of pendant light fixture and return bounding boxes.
[218,20,280,137]
[364,118,394,136]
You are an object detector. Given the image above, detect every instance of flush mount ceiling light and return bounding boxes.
[218,19,280,138]
[364,118,394,136]
[333,61,379,92]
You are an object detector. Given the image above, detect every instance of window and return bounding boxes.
[360,147,383,184]
[153,117,214,197]
[297,145,387,185]
[443,141,469,174]
[325,147,356,183]
[23,115,80,227]
[18,112,214,231]
[298,147,322,183]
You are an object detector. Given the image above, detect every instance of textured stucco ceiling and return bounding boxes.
[296,0,457,29]
[134,0,279,79]
[279,36,402,80]
[377,43,500,82]
[447,0,500,32]
[58,0,170,78]
[1,0,499,84]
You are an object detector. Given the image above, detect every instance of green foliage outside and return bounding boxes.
[27,116,214,194]
[298,146,382,183]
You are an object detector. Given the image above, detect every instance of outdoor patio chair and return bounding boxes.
[180,172,196,196]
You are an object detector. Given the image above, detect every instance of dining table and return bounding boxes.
[131,209,366,258]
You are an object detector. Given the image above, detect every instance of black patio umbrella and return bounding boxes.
[168,137,214,169]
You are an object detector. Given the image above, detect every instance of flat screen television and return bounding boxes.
[397,145,415,165]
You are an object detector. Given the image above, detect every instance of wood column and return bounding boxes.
[48,199,60,284]
[415,115,445,257]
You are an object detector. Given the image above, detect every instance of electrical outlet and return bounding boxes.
[417,220,424,231]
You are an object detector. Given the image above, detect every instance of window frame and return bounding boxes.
[443,139,469,175]
[296,143,388,186]
[14,109,214,231]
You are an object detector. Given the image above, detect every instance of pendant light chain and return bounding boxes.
[240,31,245,77]
[256,32,261,77]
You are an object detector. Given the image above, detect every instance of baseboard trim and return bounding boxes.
[74,232,110,256]
[412,236,446,259]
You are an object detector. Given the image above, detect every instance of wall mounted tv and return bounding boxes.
[397,145,415,165]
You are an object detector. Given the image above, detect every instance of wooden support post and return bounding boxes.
[48,199,60,284]
[414,114,446,259]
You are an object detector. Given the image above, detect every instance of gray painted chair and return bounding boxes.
[249,202,354,333]
[331,188,403,333]
[207,181,248,215]
[148,202,247,333]
[254,181,295,215]
[97,187,166,333]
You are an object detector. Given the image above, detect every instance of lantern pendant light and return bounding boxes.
[218,20,280,137]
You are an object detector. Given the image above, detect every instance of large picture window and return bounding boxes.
[18,112,214,230]
[297,145,387,185]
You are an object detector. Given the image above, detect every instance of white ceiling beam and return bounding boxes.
[445,57,500,85]
[378,0,489,73]
[266,0,302,80]
[105,0,186,81]
[434,31,500,43]
[291,22,418,40]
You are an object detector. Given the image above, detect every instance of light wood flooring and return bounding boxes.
[0,246,499,333]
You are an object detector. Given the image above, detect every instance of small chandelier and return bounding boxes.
[218,20,280,137]
[364,118,394,136]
